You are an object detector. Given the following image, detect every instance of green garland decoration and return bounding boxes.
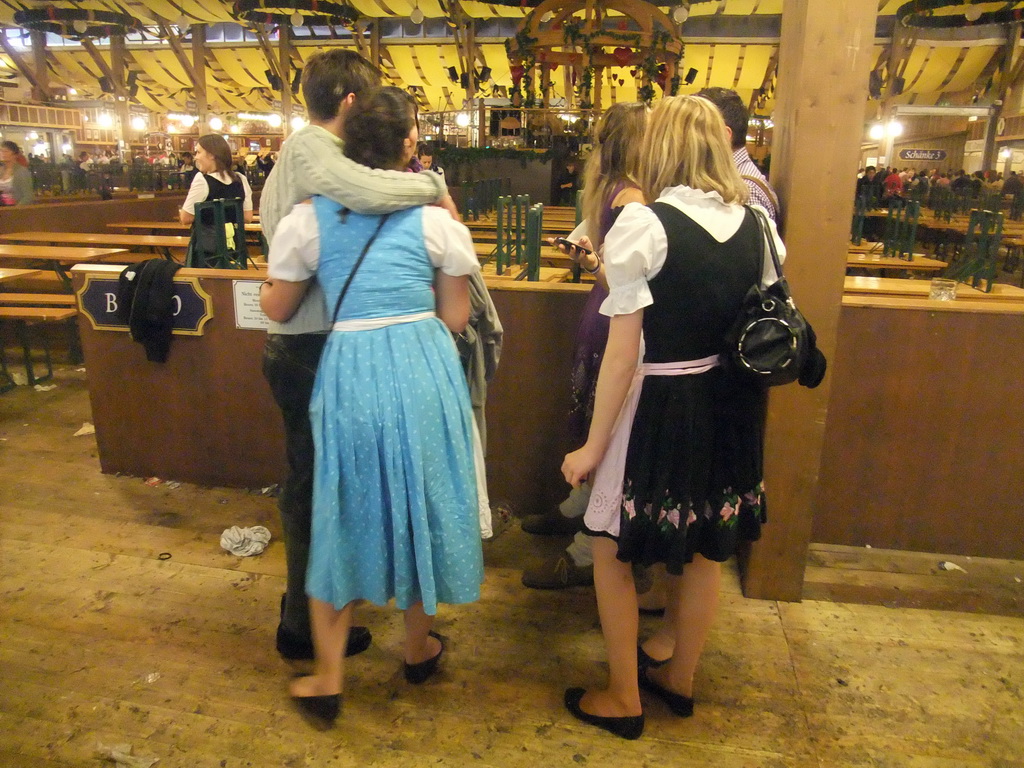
[435,146,554,170]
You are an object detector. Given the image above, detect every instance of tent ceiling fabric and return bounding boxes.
[0,1,1010,115]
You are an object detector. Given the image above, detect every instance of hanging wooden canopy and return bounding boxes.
[13,6,141,40]
[506,0,682,109]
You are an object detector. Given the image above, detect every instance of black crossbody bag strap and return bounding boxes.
[330,212,391,323]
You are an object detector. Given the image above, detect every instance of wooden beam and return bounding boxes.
[254,26,285,84]
[984,24,1023,171]
[80,38,127,99]
[0,35,51,101]
[157,21,200,92]
[279,25,292,138]
[748,50,777,114]
[738,0,878,601]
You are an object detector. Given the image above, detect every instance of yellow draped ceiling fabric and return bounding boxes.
[0,0,1008,114]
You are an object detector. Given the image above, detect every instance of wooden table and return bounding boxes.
[0,268,42,284]
[846,251,947,274]
[0,231,190,260]
[843,276,1024,302]
[109,220,263,234]
[0,245,129,289]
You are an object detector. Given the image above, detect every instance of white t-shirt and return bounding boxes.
[180,171,254,215]
[600,185,786,317]
[268,202,479,282]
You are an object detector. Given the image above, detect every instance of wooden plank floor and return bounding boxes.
[1,367,1023,767]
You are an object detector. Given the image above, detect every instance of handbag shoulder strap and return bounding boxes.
[330,211,390,323]
[747,205,784,284]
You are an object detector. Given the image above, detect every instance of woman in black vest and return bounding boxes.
[560,95,786,739]
[179,134,254,226]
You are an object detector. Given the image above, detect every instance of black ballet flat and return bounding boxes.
[638,668,694,717]
[637,644,670,671]
[564,687,645,740]
[404,631,444,684]
[291,693,340,730]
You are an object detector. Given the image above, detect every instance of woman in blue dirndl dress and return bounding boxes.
[260,87,482,723]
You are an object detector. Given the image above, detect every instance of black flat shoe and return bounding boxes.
[639,607,666,617]
[404,631,444,684]
[564,687,644,740]
[638,669,694,717]
[637,644,669,671]
[292,693,340,730]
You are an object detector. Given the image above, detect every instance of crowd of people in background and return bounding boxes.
[856,164,1024,204]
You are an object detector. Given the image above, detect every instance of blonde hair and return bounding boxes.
[580,102,647,248]
[638,95,748,206]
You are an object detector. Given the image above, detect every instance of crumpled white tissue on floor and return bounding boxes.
[220,525,271,556]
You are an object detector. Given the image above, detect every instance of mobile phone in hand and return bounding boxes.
[554,237,593,255]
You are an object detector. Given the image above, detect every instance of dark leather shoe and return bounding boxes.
[277,625,372,660]
[292,693,340,730]
[638,669,694,717]
[564,687,644,740]
[277,595,373,660]
[404,631,444,684]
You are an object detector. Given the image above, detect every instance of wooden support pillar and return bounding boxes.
[738,0,878,601]
[279,26,293,138]
[369,21,381,68]
[30,31,49,102]
[983,25,1023,172]
[594,65,603,112]
[110,35,131,154]
[192,24,208,132]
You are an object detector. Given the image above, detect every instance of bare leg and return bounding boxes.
[640,572,680,662]
[403,601,441,665]
[647,554,721,698]
[577,536,642,717]
[289,598,353,697]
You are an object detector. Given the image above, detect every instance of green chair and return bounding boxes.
[882,200,920,260]
[946,209,1001,292]
[186,198,249,269]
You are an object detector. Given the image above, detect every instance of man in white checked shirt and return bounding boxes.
[697,87,779,223]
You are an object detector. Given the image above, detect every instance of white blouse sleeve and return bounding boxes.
[240,175,254,211]
[266,204,320,281]
[599,203,668,317]
[422,206,481,276]
[180,173,208,215]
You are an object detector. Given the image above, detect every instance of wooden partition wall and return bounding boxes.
[815,296,1024,560]
[72,265,1024,594]
[0,193,184,235]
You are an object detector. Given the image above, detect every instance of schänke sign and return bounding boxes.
[898,148,947,161]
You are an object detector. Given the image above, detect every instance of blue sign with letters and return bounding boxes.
[77,275,213,335]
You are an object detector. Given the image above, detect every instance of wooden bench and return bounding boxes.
[0,306,79,391]
[0,293,77,307]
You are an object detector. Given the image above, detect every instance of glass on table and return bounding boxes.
[929,277,958,301]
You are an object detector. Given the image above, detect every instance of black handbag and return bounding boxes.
[724,207,827,388]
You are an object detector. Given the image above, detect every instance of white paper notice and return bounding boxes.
[233,280,269,330]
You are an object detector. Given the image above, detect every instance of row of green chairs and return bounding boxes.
[462,178,511,221]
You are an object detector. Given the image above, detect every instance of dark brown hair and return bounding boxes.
[302,49,381,122]
[343,87,417,171]
[197,134,240,181]
[696,86,748,150]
